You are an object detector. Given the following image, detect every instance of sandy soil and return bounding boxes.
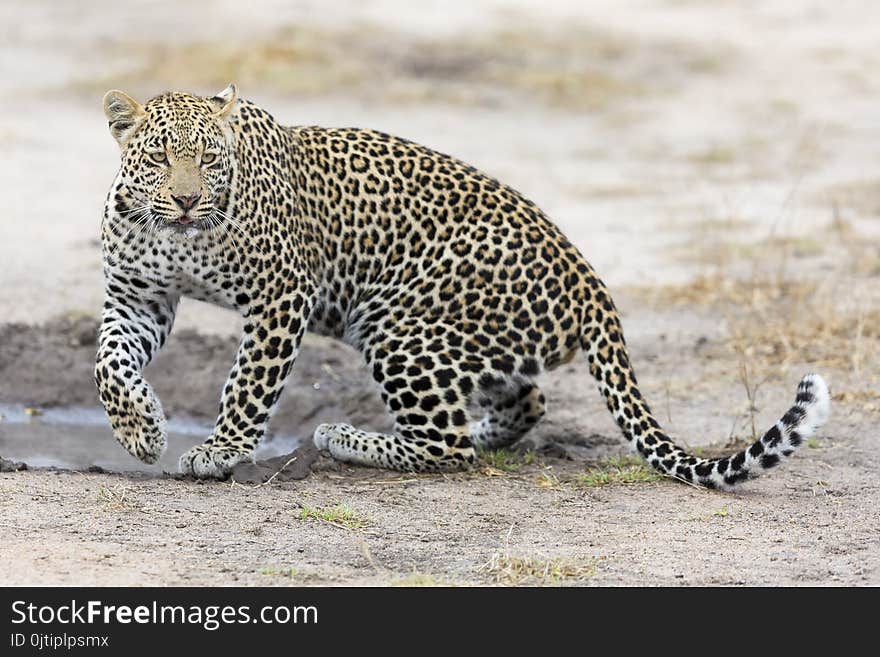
[0,0,878,585]
[1,296,877,586]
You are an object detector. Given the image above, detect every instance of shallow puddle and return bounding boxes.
[0,404,303,473]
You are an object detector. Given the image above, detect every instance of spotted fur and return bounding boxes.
[95,86,830,487]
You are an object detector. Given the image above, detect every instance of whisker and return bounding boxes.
[223,223,246,272]
[105,209,152,262]
[105,209,147,248]
[213,210,268,257]
[110,204,152,222]
[209,211,245,271]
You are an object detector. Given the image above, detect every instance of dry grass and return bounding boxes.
[661,213,756,239]
[535,468,563,490]
[828,207,880,277]
[638,211,880,378]
[687,144,740,166]
[684,134,778,181]
[832,390,880,415]
[577,455,664,488]
[632,212,880,420]
[389,572,444,587]
[259,567,297,579]
[388,571,466,587]
[645,270,879,374]
[673,233,824,267]
[566,181,663,200]
[824,178,880,219]
[483,551,595,585]
[96,483,139,512]
[69,23,731,111]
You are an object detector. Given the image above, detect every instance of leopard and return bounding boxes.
[95,85,830,489]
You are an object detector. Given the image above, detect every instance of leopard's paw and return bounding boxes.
[107,385,167,464]
[313,423,337,451]
[179,443,251,479]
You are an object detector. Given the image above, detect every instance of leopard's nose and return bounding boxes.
[172,193,201,211]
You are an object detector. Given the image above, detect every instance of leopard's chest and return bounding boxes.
[169,252,251,309]
[138,234,244,309]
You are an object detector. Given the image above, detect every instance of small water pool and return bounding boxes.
[0,403,303,473]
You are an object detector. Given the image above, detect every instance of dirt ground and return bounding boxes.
[1,0,878,586]
[1,293,877,586]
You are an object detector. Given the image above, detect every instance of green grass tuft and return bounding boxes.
[577,455,664,488]
[478,448,536,472]
[298,503,367,529]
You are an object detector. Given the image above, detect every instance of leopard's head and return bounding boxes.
[103,85,239,232]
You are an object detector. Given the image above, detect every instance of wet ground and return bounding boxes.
[0,316,382,473]
[0,404,206,472]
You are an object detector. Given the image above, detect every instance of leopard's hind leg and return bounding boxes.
[314,418,474,473]
[313,332,477,472]
[469,381,546,450]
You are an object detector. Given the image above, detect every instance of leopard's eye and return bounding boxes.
[148,151,168,165]
[201,152,218,165]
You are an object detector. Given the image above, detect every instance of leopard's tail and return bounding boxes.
[580,297,830,489]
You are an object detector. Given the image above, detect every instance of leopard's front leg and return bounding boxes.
[95,270,178,463]
[179,284,313,479]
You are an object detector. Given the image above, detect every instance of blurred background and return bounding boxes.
[2,0,878,584]
[0,0,878,358]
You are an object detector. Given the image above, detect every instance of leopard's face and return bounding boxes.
[104,85,238,233]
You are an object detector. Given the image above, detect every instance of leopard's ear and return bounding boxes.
[209,83,238,122]
[102,90,145,146]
